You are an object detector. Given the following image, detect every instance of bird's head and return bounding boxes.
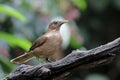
[48,20,68,31]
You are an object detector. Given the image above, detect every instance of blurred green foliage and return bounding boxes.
[0,54,15,74]
[0,0,120,80]
[0,32,31,50]
[70,36,81,48]
[85,74,109,80]
[71,0,87,11]
[0,4,26,22]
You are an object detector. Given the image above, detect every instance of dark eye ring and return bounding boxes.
[54,22,57,24]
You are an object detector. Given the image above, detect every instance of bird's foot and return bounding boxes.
[46,58,52,62]
[46,58,56,62]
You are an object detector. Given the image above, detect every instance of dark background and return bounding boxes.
[0,0,120,80]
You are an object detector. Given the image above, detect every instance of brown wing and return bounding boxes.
[29,36,47,51]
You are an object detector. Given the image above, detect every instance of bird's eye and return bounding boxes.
[54,22,57,24]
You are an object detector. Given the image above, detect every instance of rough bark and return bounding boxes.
[3,37,120,80]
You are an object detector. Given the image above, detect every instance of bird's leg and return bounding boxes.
[36,56,40,61]
[46,57,57,62]
[46,58,52,62]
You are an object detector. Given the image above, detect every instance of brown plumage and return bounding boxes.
[10,20,68,64]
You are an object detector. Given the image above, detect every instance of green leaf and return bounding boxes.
[71,0,87,11]
[0,4,26,22]
[0,32,31,51]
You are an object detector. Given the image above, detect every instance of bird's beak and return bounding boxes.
[62,20,69,23]
[58,20,69,28]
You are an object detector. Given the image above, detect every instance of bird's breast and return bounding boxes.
[39,31,62,57]
[46,32,62,47]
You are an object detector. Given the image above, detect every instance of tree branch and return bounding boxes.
[3,37,120,80]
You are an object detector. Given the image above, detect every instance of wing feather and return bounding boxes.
[29,36,47,51]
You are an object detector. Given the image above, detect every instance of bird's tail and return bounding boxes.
[10,52,34,64]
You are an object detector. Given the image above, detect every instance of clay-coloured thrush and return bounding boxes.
[10,20,68,64]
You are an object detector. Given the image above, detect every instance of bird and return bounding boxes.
[10,20,68,64]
